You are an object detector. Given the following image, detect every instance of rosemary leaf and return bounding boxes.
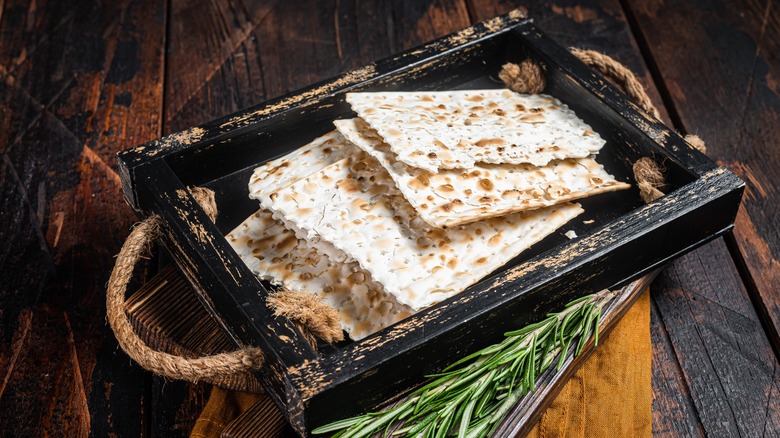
[313,289,617,438]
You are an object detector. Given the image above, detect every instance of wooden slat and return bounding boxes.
[222,394,294,438]
[652,240,780,436]
[623,0,780,357]
[649,301,707,437]
[0,0,167,435]
[252,0,472,100]
[124,264,264,391]
[150,378,212,438]
[164,0,274,133]
[0,161,56,436]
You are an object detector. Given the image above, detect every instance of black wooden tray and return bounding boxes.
[117,10,743,436]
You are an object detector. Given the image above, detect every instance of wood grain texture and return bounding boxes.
[649,300,707,438]
[654,240,779,437]
[165,0,474,133]
[164,0,274,133]
[0,0,166,435]
[253,0,472,99]
[624,0,780,359]
[0,0,776,436]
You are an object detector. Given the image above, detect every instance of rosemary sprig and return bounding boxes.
[313,289,617,438]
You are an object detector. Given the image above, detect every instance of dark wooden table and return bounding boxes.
[1,0,778,436]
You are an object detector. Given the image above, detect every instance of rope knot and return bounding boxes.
[267,291,344,344]
[499,59,546,94]
[241,348,265,367]
[684,134,707,154]
[632,157,668,203]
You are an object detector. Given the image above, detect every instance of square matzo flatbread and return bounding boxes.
[346,89,605,172]
[248,130,357,207]
[266,153,584,310]
[334,118,629,227]
[248,130,359,263]
[227,209,413,340]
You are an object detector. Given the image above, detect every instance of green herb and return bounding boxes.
[312,289,616,438]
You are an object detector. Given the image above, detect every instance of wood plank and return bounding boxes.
[624,0,780,358]
[0,76,44,155]
[652,240,780,437]
[649,301,706,438]
[0,0,167,435]
[0,0,74,89]
[255,0,471,99]
[335,0,472,75]
[0,159,53,375]
[165,0,473,132]
[150,379,211,438]
[164,0,276,133]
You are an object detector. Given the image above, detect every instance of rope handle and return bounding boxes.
[106,214,265,383]
[107,186,343,384]
[569,48,661,119]
[569,49,708,200]
[570,48,706,155]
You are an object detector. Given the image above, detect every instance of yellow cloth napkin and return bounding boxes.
[191,290,651,437]
[527,289,651,437]
[191,388,261,438]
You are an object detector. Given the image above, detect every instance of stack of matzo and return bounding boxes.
[228,89,630,341]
